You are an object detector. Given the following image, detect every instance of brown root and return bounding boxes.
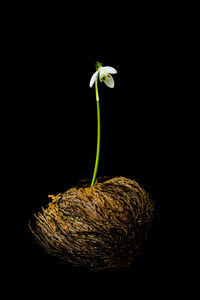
[29,176,154,271]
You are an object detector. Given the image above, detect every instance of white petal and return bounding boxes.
[102,66,117,74]
[89,70,99,87]
[99,67,107,78]
[104,75,115,88]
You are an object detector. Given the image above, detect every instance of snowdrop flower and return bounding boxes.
[89,63,117,88]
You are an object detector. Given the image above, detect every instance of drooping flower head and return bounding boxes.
[89,62,117,88]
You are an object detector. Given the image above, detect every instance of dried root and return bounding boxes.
[29,176,154,271]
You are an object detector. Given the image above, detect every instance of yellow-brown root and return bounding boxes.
[29,176,154,271]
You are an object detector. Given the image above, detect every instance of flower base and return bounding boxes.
[30,176,154,271]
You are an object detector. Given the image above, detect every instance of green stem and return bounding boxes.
[91,77,100,186]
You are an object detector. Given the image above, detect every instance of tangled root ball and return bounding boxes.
[30,176,154,271]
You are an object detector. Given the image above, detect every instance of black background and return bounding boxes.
[1,5,196,297]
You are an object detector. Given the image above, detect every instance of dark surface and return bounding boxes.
[1,8,195,297]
